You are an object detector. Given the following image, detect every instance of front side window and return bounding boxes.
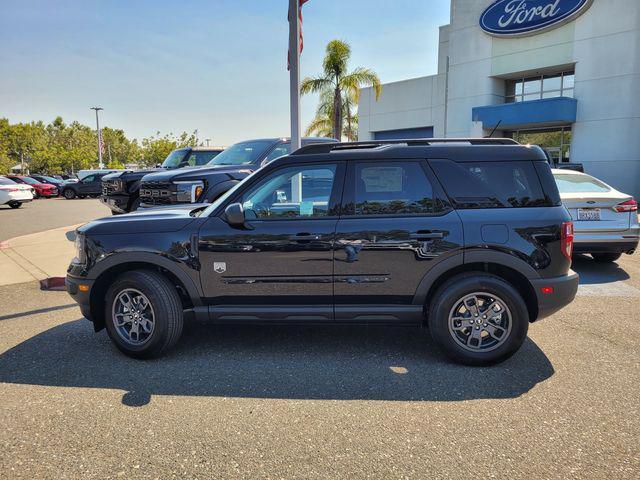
[186,150,222,166]
[240,164,337,219]
[161,149,189,168]
[264,143,291,163]
[82,175,95,183]
[347,161,436,216]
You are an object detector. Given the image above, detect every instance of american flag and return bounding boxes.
[287,0,309,70]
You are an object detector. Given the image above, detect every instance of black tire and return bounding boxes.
[104,270,184,359]
[63,189,76,200]
[130,197,141,212]
[8,202,22,209]
[591,252,622,263]
[428,273,529,366]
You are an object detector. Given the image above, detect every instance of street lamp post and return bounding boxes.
[90,107,104,168]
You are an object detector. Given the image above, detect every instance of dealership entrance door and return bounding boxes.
[506,127,572,165]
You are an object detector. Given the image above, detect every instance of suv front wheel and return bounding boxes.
[104,270,184,359]
[428,273,529,366]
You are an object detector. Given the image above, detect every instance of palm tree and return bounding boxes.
[301,40,381,140]
[305,89,359,141]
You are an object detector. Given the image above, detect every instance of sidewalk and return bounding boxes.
[0,225,80,286]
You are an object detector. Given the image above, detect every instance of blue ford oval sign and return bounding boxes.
[480,0,594,37]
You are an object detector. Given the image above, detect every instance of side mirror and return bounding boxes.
[224,202,246,227]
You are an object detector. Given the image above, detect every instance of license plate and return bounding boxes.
[577,208,601,221]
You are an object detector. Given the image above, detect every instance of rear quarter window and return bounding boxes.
[430,159,557,209]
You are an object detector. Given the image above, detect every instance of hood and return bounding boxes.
[141,165,254,183]
[78,204,200,235]
[103,169,162,181]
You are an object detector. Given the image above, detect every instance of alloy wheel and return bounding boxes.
[111,289,156,346]
[447,292,512,352]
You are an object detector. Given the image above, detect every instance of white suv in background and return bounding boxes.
[0,176,34,209]
[553,169,639,262]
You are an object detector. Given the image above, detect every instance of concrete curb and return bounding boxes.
[0,224,82,287]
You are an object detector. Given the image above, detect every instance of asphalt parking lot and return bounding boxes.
[0,201,639,479]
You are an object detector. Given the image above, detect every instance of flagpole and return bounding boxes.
[90,106,104,169]
[288,0,301,151]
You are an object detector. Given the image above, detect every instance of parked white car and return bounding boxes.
[553,169,639,262]
[0,176,34,209]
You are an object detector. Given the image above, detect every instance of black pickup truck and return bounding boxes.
[101,146,223,214]
[138,137,336,209]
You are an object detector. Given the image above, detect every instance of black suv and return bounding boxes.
[101,146,223,214]
[62,172,112,199]
[138,137,337,209]
[67,138,579,365]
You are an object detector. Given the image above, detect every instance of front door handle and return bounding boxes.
[410,231,445,240]
[289,233,321,241]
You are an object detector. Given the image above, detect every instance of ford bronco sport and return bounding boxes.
[67,138,579,365]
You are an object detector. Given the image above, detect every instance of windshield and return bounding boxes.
[161,149,189,168]
[554,173,611,193]
[0,177,16,185]
[207,140,274,166]
[20,177,41,185]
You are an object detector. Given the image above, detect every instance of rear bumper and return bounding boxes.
[573,227,639,254]
[530,270,579,321]
[100,194,130,213]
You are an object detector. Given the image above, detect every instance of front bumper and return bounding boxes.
[66,275,95,322]
[100,194,130,213]
[530,270,579,321]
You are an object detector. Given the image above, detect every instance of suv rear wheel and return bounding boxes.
[104,270,184,359]
[428,273,529,366]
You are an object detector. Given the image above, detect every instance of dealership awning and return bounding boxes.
[472,97,577,130]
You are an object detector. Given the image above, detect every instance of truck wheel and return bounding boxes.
[591,253,621,263]
[63,189,76,199]
[104,270,184,359]
[428,273,529,366]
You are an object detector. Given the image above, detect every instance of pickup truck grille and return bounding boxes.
[139,181,176,205]
[102,180,123,195]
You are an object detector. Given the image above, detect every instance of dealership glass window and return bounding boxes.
[505,71,575,103]
[507,127,573,164]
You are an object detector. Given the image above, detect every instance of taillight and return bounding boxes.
[561,221,574,261]
[613,199,637,213]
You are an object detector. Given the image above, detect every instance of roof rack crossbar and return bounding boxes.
[291,138,519,155]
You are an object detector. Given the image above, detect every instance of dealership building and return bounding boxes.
[358,0,640,197]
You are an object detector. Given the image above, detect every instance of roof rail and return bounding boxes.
[290,137,520,155]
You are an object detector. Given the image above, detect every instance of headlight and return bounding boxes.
[73,233,87,264]
[174,181,205,203]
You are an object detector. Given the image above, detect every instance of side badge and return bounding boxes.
[213,262,227,274]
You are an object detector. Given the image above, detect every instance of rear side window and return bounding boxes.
[430,159,553,209]
[346,161,436,215]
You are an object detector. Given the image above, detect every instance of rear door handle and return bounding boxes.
[410,231,445,240]
[289,233,321,241]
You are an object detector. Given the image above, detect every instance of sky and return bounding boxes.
[0,0,451,145]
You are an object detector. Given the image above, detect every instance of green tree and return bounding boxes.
[301,39,381,140]
[305,89,359,141]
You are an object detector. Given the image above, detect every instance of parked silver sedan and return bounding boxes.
[553,169,638,262]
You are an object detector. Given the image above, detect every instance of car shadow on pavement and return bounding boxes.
[571,254,631,284]
[0,319,554,407]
